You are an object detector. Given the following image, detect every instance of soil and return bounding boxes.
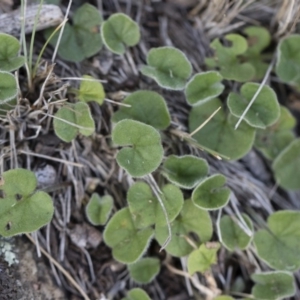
[0,0,300,300]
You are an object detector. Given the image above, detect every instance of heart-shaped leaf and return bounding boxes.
[103,208,154,264]
[272,139,300,190]
[101,13,140,55]
[192,174,231,211]
[227,83,280,129]
[162,155,208,189]
[253,210,300,271]
[85,193,113,226]
[155,200,212,257]
[0,33,25,72]
[0,169,54,237]
[189,98,256,160]
[112,119,164,177]
[242,26,271,80]
[251,271,296,300]
[77,75,105,105]
[53,102,95,142]
[187,242,220,275]
[122,288,151,300]
[185,71,224,106]
[205,34,255,82]
[255,106,296,160]
[128,257,160,284]
[140,47,192,90]
[0,71,18,104]
[127,182,183,228]
[219,214,253,251]
[112,90,171,130]
[45,3,103,62]
[276,35,300,87]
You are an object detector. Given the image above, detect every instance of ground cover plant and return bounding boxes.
[1,1,300,299]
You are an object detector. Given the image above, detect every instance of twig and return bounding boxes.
[25,233,91,300]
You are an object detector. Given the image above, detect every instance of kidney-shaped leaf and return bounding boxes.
[53,102,95,142]
[185,71,224,106]
[0,169,54,237]
[122,288,151,300]
[127,182,183,228]
[254,210,300,271]
[103,208,154,264]
[162,155,208,189]
[112,120,163,177]
[101,13,140,55]
[255,106,296,160]
[78,75,105,105]
[189,98,256,160]
[45,3,103,62]
[112,90,171,130]
[219,214,253,251]
[251,271,296,300]
[128,257,160,284]
[140,47,192,90]
[228,83,280,129]
[272,139,300,190]
[155,200,212,257]
[192,174,231,210]
[206,34,255,82]
[276,35,300,87]
[188,242,220,275]
[85,193,113,226]
[0,33,25,72]
[0,71,18,104]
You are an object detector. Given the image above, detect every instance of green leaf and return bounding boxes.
[112,90,171,130]
[272,139,300,190]
[78,75,105,105]
[189,98,256,160]
[85,193,113,226]
[122,288,151,300]
[253,210,300,271]
[128,257,160,284]
[255,106,296,160]
[0,169,54,237]
[243,26,271,80]
[0,33,25,72]
[44,3,102,62]
[192,174,230,210]
[155,200,212,257]
[185,71,224,106]
[103,208,154,264]
[101,13,140,55]
[53,102,95,142]
[140,47,192,90]
[162,155,209,189]
[227,83,280,129]
[127,182,183,228]
[0,168,37,197]
[0,97,17,116]
[276,34,300,87]
[244,26,271,55]
[0,71,18,104]
[251,271,296,300]
[187,242,220,275]
[206,34,255,82]
[214,297,234,300]
[219,214,253,251]
[112,120,164,177]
